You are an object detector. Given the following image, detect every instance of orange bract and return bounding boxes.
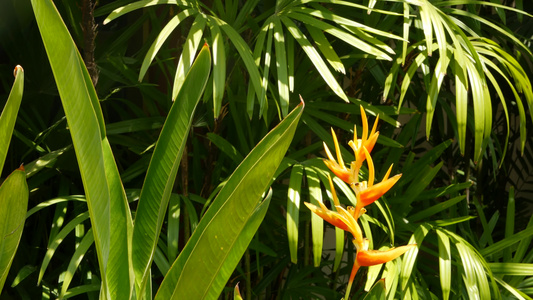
[356,244,417,267]
[323,129,352,184]
[304,175,364,247]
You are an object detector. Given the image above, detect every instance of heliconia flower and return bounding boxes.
[348,106,379,169]
[323,128,353,184]
[304,175,364,247]
[353,147,401,208]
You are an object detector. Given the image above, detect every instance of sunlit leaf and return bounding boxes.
[0,65,24,175]
[0,168,28,293]
[132,43,211,296]
[155,102,303,299]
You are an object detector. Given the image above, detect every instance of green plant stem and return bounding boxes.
[344,262,360,300]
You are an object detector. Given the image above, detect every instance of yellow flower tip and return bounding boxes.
[323,159,352,184]
[327,174,341,206]
[365,132,379,154]
[359,174,401,206]
[370,113,379,136]
[356,244,417,267]
[363,146,375,186]
[330,128,345,166]
[358,207,367,218]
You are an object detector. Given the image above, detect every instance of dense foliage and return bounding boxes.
[0,0,532,299]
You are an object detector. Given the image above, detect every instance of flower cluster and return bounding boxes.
[304,106,415,298]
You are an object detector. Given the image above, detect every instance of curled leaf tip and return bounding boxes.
[17,164,25,171]
[14,65,23,77]
[298,95,305,107]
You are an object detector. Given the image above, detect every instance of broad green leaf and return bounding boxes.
[0,167,29,293]
[132,43,211,296]
[155,102,304,299]
[30,0,132,298]
[287,164,303,263]
[101,137,135,298]
[0,65,24,175]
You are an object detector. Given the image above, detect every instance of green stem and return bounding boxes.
[344,261,360,300]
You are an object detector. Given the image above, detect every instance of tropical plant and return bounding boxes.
[0,0,532,299]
